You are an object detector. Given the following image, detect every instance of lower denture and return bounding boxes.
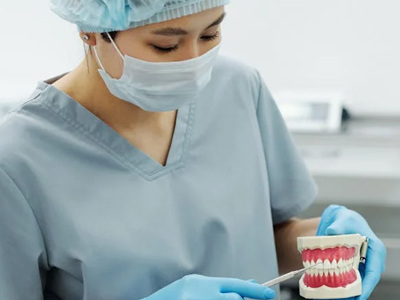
[304,269,357,288]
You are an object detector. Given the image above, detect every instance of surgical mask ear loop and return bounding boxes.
[92,46,106,71]
[106,32,125,61]
[92,32,125,72]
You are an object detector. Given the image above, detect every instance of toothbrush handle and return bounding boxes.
[262,271,296,287]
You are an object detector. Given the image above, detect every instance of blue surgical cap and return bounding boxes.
[50,0,230,33]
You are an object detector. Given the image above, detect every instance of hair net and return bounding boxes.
[50,0,230,33]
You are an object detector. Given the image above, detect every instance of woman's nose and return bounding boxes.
[178,43,201,60]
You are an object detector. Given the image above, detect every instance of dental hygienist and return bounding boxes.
[0,1,386,300]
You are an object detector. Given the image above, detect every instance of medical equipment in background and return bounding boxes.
[275,93,351,133]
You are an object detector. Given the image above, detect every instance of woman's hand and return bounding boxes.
[316,205,387,300]
[142,274,276,300]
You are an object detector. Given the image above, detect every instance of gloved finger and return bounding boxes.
[324,211,372,237]
[324,216,369,236]
[358,240,386,300]
[358,262,366,279]
[219,278,276,299]
[246,279,258,283]
[220,293,243,300]
[316,205,344,236]
[315,298,356,300]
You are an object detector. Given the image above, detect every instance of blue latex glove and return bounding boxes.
[316,205,387,300]
[142,274,276,300]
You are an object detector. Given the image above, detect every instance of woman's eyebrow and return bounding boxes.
[151,12,227,36]
[206,12,227,29]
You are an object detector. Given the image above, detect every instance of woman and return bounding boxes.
[0,1,385,300]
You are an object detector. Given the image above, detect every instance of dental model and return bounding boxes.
[297,234,368,299]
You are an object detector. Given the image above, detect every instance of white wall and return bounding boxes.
[1,0,400,116]
[0,1,82,101]
[221,0,400,116]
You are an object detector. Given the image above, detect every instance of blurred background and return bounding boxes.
[1,0,399,299]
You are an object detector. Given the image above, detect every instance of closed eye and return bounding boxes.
[152,44,179,53]
[201,31,220,41]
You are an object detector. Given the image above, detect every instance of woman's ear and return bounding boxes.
[80,32,97,46]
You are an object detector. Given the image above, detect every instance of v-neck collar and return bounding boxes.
[36,82,195,181]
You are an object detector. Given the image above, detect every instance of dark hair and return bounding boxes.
[101,31,118,43]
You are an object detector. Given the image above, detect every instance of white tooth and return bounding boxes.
[332,259,337,269]
[311,259,316,267]
[304,261,310,268]
[335,268,340,275]
[316,259,323,269]
[318,269,323,276]
[324,269,329,276]
[329,269,334,276]
[338,258,343,268]
[324,259,330,270]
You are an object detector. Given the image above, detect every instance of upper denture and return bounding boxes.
[301,246,356,263]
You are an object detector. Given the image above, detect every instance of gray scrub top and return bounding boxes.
[0,56,317,300]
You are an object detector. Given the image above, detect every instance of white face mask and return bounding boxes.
[93,33,220,112]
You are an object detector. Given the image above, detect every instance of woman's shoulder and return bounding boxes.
[214,55,260,80]
[0,83,57,162]
[212,55,263,94]
[207,55,264,107]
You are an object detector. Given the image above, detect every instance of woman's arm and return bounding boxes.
[0,167,48,299]
[273,218,320,274]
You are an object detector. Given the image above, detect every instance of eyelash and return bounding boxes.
[201,31,220,42]
[152,31,220,53]
[152,45,179,53]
